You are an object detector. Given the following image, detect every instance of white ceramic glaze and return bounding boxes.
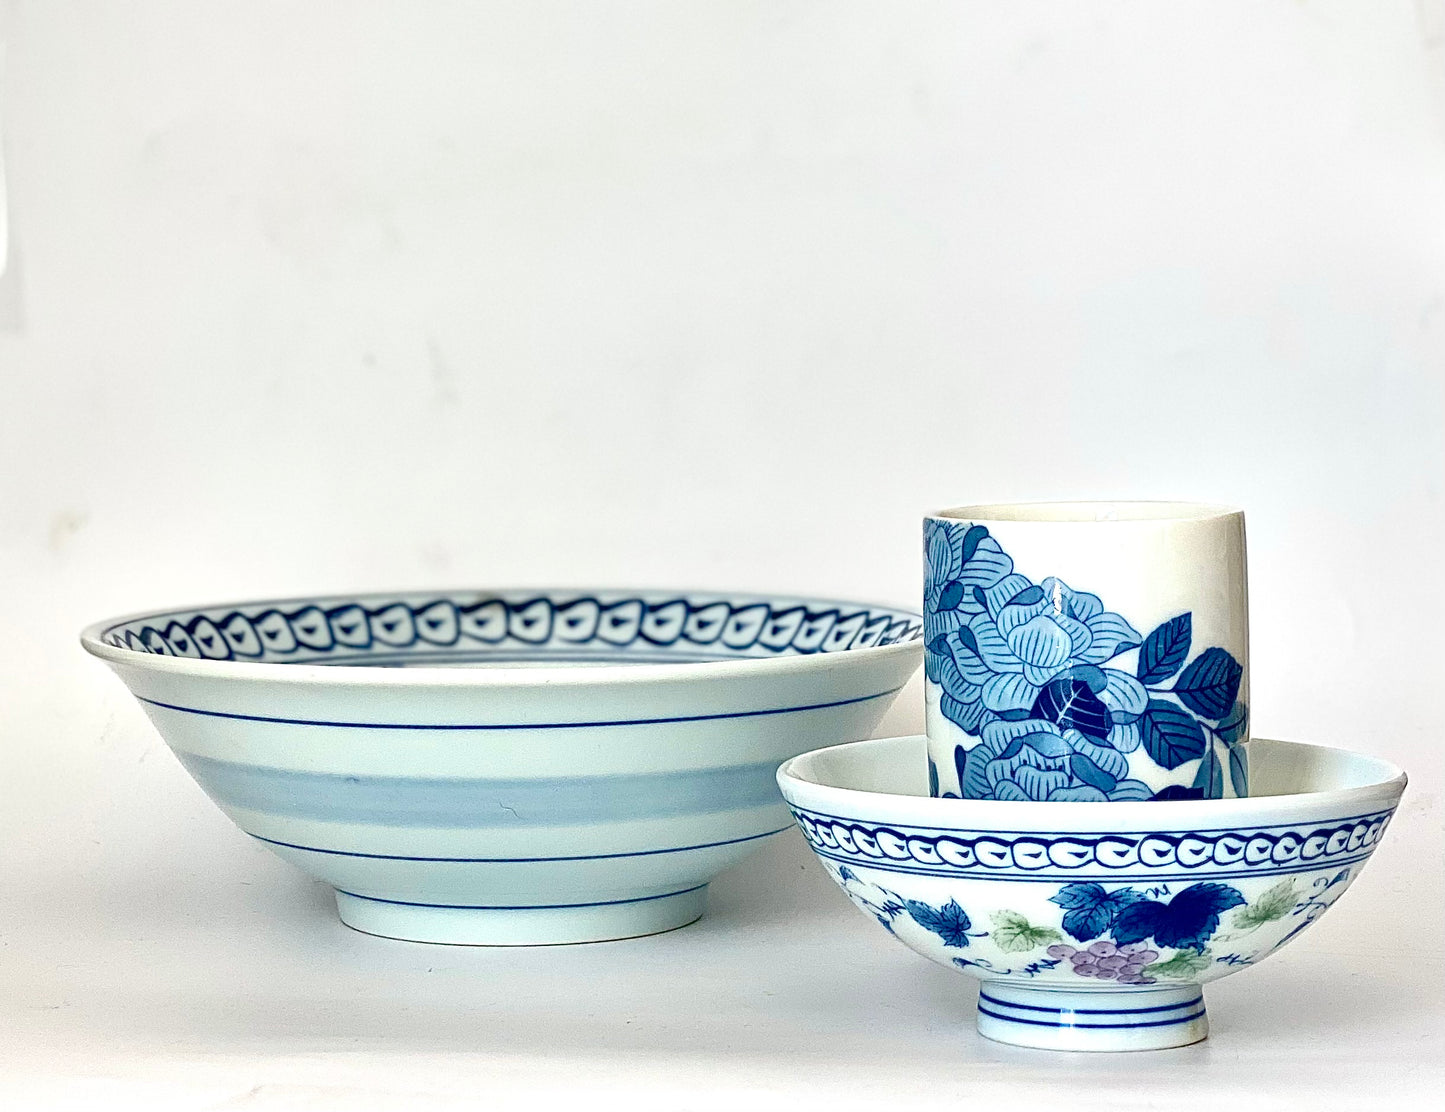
[778,735,1405,1051]
[923,502,1249,802]
[82,588,922,945]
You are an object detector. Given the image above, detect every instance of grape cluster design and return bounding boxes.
[1046,940,1158,984]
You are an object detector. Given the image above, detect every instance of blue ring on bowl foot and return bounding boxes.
[975,984,1208,1052]
[333,884,709,945]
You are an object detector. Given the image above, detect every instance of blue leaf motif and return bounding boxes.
[1229,744,1248,798]
[1050,883,1143,941]
[1030,678,1113,741]
[1174,648,1244,720]
[1217,700,1249,746]
[1141,699,1207,770]
[1110,883,1247,953]
[904,898,974,948]
[1192,747,1224,799]
[1152,785,1205,800]
[959,524,989,564]
[1051,882,1108,909]
[937,580,966,611]
[1137,613,1192,684]
[953,742,971,798]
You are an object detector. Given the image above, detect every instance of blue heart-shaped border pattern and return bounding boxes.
[103,592,923,664]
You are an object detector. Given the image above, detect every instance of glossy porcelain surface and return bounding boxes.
[924,502,1249,802]
[83,589,923,945]
[778,735,1405,1051]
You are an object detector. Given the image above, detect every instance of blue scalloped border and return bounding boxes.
[101,592,923,664]
[788,805,1396,881]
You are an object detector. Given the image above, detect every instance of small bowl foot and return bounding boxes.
[976,983,1208,1052]
[333,884,708,945]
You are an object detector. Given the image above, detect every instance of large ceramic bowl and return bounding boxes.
[778,735,1405,1051]
[83,589,922,945]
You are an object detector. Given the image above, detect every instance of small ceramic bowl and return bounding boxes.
[83,589,922,945]
[778,735,1405,1051]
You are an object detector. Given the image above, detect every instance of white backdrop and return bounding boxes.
[2,2,1442,1108]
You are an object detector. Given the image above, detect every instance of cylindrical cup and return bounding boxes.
[924,502,1248,802]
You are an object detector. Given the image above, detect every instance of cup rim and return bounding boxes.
[928,501,1242,524]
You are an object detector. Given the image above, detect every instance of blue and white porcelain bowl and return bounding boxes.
[778,735,1405,1051]
[82,589,922,945]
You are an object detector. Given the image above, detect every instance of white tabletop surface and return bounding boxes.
[4,677,1441,1112]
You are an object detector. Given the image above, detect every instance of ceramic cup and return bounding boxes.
[923,502,1248,802]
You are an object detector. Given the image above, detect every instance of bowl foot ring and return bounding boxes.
[333,883,709,946]
[975,983,1208,1052]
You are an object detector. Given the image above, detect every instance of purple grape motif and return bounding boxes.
[1045,940,1159,984]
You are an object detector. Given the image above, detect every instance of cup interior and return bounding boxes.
[931,501,1241,524]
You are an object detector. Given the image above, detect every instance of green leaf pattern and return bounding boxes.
[989,910,1063,954]
[1230,879,1298,932]
[1143,948,1214,979]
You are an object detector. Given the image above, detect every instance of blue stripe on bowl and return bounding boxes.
[250,824,793,862]
[138,685,902,730]
[975,1002,1207,1030]
[978,992,1202,1016]
[177,752,786,826]
[335,883,708,911]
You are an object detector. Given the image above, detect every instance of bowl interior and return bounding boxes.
[786,735,1404,802]
[86,588,922,668]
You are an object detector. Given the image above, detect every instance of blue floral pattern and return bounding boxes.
[827,863,1342,986]
[925,520,1246,800]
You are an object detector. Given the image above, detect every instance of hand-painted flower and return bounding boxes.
[956,719,1153,802]
[925,529,1143,743]
[924,519,1013,654]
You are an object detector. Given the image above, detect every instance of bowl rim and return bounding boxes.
[778,735,1408,826]
[80,585,924,689]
